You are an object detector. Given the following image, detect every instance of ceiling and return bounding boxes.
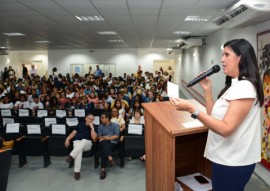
[0,0,270,51]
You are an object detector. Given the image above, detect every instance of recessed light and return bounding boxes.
[75,15,104,21]
[35,40,50,43]
[184,16,211,22]
[108,40,123,43]
[3,32,25,36]
[97,31,117,35]
[173,31,191,35]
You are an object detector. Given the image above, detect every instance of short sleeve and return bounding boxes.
[224,80,256,100]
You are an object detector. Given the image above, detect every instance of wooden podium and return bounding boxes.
[142,100,212,191]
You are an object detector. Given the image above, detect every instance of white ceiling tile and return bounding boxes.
[128,1,162,9]
[162,0,198,9]
[92,1,127,9]
[20,2,62,10]
[56,1,96,10]
[129,8,160,16]
[0,0,268,50]
[0,2,30,11]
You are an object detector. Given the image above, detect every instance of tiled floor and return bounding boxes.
[6,156,270,191]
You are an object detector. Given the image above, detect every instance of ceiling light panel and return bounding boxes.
[98,31,117,35]
[75,15,105,21]
[184,15,211,21]
[3,33,26,36]
[107,40,124,43]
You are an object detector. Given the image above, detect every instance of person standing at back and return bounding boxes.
[29,65,37,76]
[95,65,103,78]
[22,64,28,78]
[170,39,264,191]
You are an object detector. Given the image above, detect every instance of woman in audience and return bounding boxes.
[113,99,126,119]
[87,92,99,108]
[129,109,145,124]
[110,107,126,132]
[58,92,70,109]
[128,100,144,119]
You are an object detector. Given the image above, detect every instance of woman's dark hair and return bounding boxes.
[218,76,232,99]
[219,39,264,106]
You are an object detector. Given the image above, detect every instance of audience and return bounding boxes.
[0,64,173,179]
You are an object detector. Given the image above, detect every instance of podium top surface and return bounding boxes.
[142,99,208,137]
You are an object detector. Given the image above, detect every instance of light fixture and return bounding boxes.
[35,40,50,43]
[173,31,191,35]
[107,40,123,43]
[3,32,25,36]
[75,15,104,21]
[175,39,184,43]
[184,16,211,22]
[98,31,117,35]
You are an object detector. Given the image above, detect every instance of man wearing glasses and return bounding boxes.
[98,112,120,180]
[65,113,97,180]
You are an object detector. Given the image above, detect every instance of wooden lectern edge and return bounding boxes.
[142,99,209,138]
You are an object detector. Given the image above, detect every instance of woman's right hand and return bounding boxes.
[198,76,212,91]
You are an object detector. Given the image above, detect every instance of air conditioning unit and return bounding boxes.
[213,0,268,28]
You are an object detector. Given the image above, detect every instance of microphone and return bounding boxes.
[187,65,220,87]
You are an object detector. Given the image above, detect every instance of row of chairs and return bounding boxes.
[2,122,145,169]
[0,108,106,118]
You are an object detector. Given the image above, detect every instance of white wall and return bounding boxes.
[0,51,48,78]
[48,49,138,77]
[48,49,177,77]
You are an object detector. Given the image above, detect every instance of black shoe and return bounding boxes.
[74,172,80,180]
[100,171,106,180]
[65,155,74,163]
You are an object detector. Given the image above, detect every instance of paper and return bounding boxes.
[27,125,41,134]
[19,109,29,116]
[74,109,85,117]
[182,120,204,128]
[2,118,15,126]
[52,124,66,135]
[167,82,179,98]
[56,110,66,118]
[94,116,100,125]
[66,118,78,126]
[175,181,183,191]
[128,124,143,135]
[1,109,12,116]
[6,123,20,133]
[45,118,57,127]
[177,173,212,191]
[37,110,48,117]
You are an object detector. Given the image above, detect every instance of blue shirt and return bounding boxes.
[95,68,103,77]
[97,122,120,143]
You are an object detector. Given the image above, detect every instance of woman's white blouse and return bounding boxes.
[204,78,261,166]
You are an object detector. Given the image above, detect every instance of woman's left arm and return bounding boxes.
[170,97,254,137]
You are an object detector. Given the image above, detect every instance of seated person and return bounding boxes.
[0,95,14,109]
[14,94,30,110]
[30,95,44,112]
[129,109,145,125]
[97,112,120,180]
[65,113,97,180]
[110,107,126,132]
